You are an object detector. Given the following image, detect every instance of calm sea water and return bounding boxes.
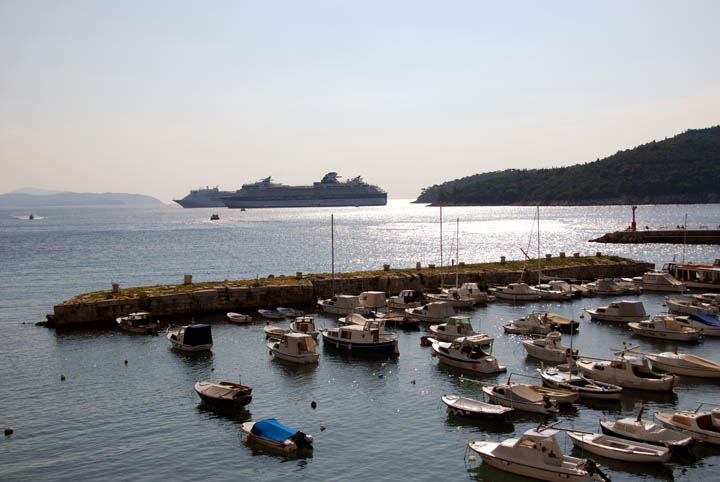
[1,201,719,481]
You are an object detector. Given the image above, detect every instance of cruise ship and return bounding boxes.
[174,186,233,208]
[220,172,387,209]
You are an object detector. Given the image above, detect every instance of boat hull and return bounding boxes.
[599,420,693,449]
[321,334,398,354]
[645,356,720,378]
[654,413,720,445]
[522,341,570,363]
[541,374,622,401]
[441,394,513,419]
[577,360,675,391]
[629,324,700,341]
[567,432,670,463]
[268,347,319,364]
[432,348,506,374]
[223,196,387,209]
[195,392,252,411]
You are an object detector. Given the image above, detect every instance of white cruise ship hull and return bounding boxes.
[222,197,387,209]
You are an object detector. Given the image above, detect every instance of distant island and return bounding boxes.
[0,188,164,207]
[415,125,720,205]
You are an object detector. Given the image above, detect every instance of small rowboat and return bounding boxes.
[539,367,622,401]
[264,323,289,338]
[241,418,314,453]
[481,383,558,414]
[441,394,513,419]
[194,381,252,410]
[258,309,285,320]
[227,312,252,324]
[509,381,579,405]
[567,431,670,463]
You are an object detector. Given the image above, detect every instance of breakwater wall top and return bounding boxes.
[591,230,720,244]
[50,257,653,326]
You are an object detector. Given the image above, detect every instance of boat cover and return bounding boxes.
[250,418,298,442]
[690,313,720,327]
[184,324,213,346]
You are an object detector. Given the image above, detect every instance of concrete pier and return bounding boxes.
[49,257,653,327]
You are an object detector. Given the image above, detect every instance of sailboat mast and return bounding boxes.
[331,214,335,295]
[456,217,459,288]
[537,205,541,285]
[440,205,443,270]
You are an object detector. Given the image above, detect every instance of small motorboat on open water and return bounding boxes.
[241,418,314,453]
[194,381,252,410]
[441,394,513,419]
[167,324,213,352]
[431,334,506,374]
[116,311,159,334]
[567,431,670,463]
[489,282,541,301]
[468,428,609,481]
[600,408,693,450]
[429,315,480,341]
[267,333,319,364]
[226,312,252,324]
[654,403,720,445]
[522,332,578,363]
[289,316,319,340]
[629,313,701,342]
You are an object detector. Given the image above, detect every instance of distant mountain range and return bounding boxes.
[415,125,720,205]
[0,188,164,207]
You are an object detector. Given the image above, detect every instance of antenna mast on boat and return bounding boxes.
[455,217,459,288]
[682,213,687,264]
[439,205,443,272]
[331,214,335,295]
[537,205,541,285]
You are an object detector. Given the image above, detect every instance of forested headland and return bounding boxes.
[415,126,720,205]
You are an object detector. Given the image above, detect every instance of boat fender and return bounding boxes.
[472,364,478,370]
[348,344,352,350]
[246,433,252,442]
[335,342,340,349]
[468,455,476,462]
[269,349,273,355]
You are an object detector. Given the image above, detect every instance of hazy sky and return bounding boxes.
[1,1,719,202]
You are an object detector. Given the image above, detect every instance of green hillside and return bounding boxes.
[415,126,720,205]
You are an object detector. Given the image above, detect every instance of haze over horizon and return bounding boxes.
[2,1,719,203]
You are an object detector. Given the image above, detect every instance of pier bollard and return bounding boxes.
[500,256,506,264]
[573,252,580,258]
[383,264,390,271]
[559,252,566,258]
[112,283,120,294]
[416,262,421,270]
[183,274,192,285]
[545,254,552,260]
[296,272,302,279]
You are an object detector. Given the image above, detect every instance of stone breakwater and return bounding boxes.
[591,229,720,244]
[49,259,653,327]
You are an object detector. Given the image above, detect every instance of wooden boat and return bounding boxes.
[522,332,578,363]
[544,312,580,333]
[441,394,513,419]
[633,271,687,293]
[429,316,480,341]
[167,324,213,352]
[489,282,541,301]
[226,312,252,324]
[567,431,670,463]
[539,367,622,401]
[644,351,720,378]
[276,307,304,318]
[257,309,285,320]
[194,381,252,410]
[264,323,289,338]
[468,428,608,481]
[431,335,506,374]
[582,278,640,296]
[404,301,455,323]
[288,316,319,340]
[600,408,693,449]
[654,403,720,445]
[504,312,554,335]
[629,314,701,342]
[386,289,423,309]
[481,383,558,414]
[665,296,719,316]
[116,311,159,334]
[322,318,399,354]
[507,380,579,405]
[676,312,720,336]
[267,333,319,364]
[425,291,475,308]
[317,295,372,316]
[577,352,676,392]
[240,418,314,453]
[585,300,647,323]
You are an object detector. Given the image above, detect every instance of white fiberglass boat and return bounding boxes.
[490,282,541,301]
[167,324,213,352]
[585,300,647,323]
[317,295,372,316]
[431,335,506,374]
[582,278,640,296]
[481,383,558,414]
[566,431,670,463]
[665,296,719,316]
[425,291,475,308]
[289,316,319,340]
[629,314,701,342]
[386,289,423,309]
[577,353,676,392]
[676,312,720,336]
[468,428,608,481]
[633,271,687,293]
[522,332,578,363]
[644,351,720,378]
[226,312,252,324]
[504,311,553,335]
[600,410,693,449]
[654,404,720,445]
[539,366,622,401]
[441,394,513,419]
[267,333,319,364]
[404,301,455,323]
[429,315,480,341]
[322,318,399,354]
[241,418,314,453]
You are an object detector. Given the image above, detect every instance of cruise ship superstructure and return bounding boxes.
[220,172,387,209]
[174,187,233,208]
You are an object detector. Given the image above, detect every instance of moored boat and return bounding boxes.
[585,300,647,323]
[468,428,608,481]
[522,332,578,363]
[240,418,314,453]
[539,366,622,401]
[167,324,213,352]
[267,333,319,364]
[441,394,513,419]
[676,312,720,336]
[489,282,541,301]
[644,350,720,378]
[431,335,506,374]
[629,314,701,342]
[226,312,252,324]
[404,301,455,323]
[116,311,159,334]
[317,295,372,316]
[654,403,720,445]
[264,323,289,338]
[577,352,676,392]
[277,307,304,318]
[322,318,399,354]
[258,309,285,320]
[504,311,554,335]
[633,271,687,293]
[194,381,252,410]
[582,278,640,296]
[289,316,320,340]
[599,409,693,450]
[481,383,558,414]
[566,431,670,463]
[386,289,423,309]
[429,315,480,341]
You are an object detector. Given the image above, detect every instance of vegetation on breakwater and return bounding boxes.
[65,255,629,304]
[415,125,720,205]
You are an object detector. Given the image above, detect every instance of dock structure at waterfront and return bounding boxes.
[591,229,720,244]
[48,256,653,327]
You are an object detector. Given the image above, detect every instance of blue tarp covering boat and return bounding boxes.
[250,418,299,442]
[690,312,720,327]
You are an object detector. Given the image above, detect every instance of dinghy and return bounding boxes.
[241,418,314,453]
[481,383,558,414]
[522,332,578,363]
[441,394,513,419]
[257,309,285,320]
[539,366,622,401]
[264,323,289,338]
[567,431,670,463]
[194,381,252,410]
[226,312,252,324]
[468,428,609,481]
[276,307,304,318]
